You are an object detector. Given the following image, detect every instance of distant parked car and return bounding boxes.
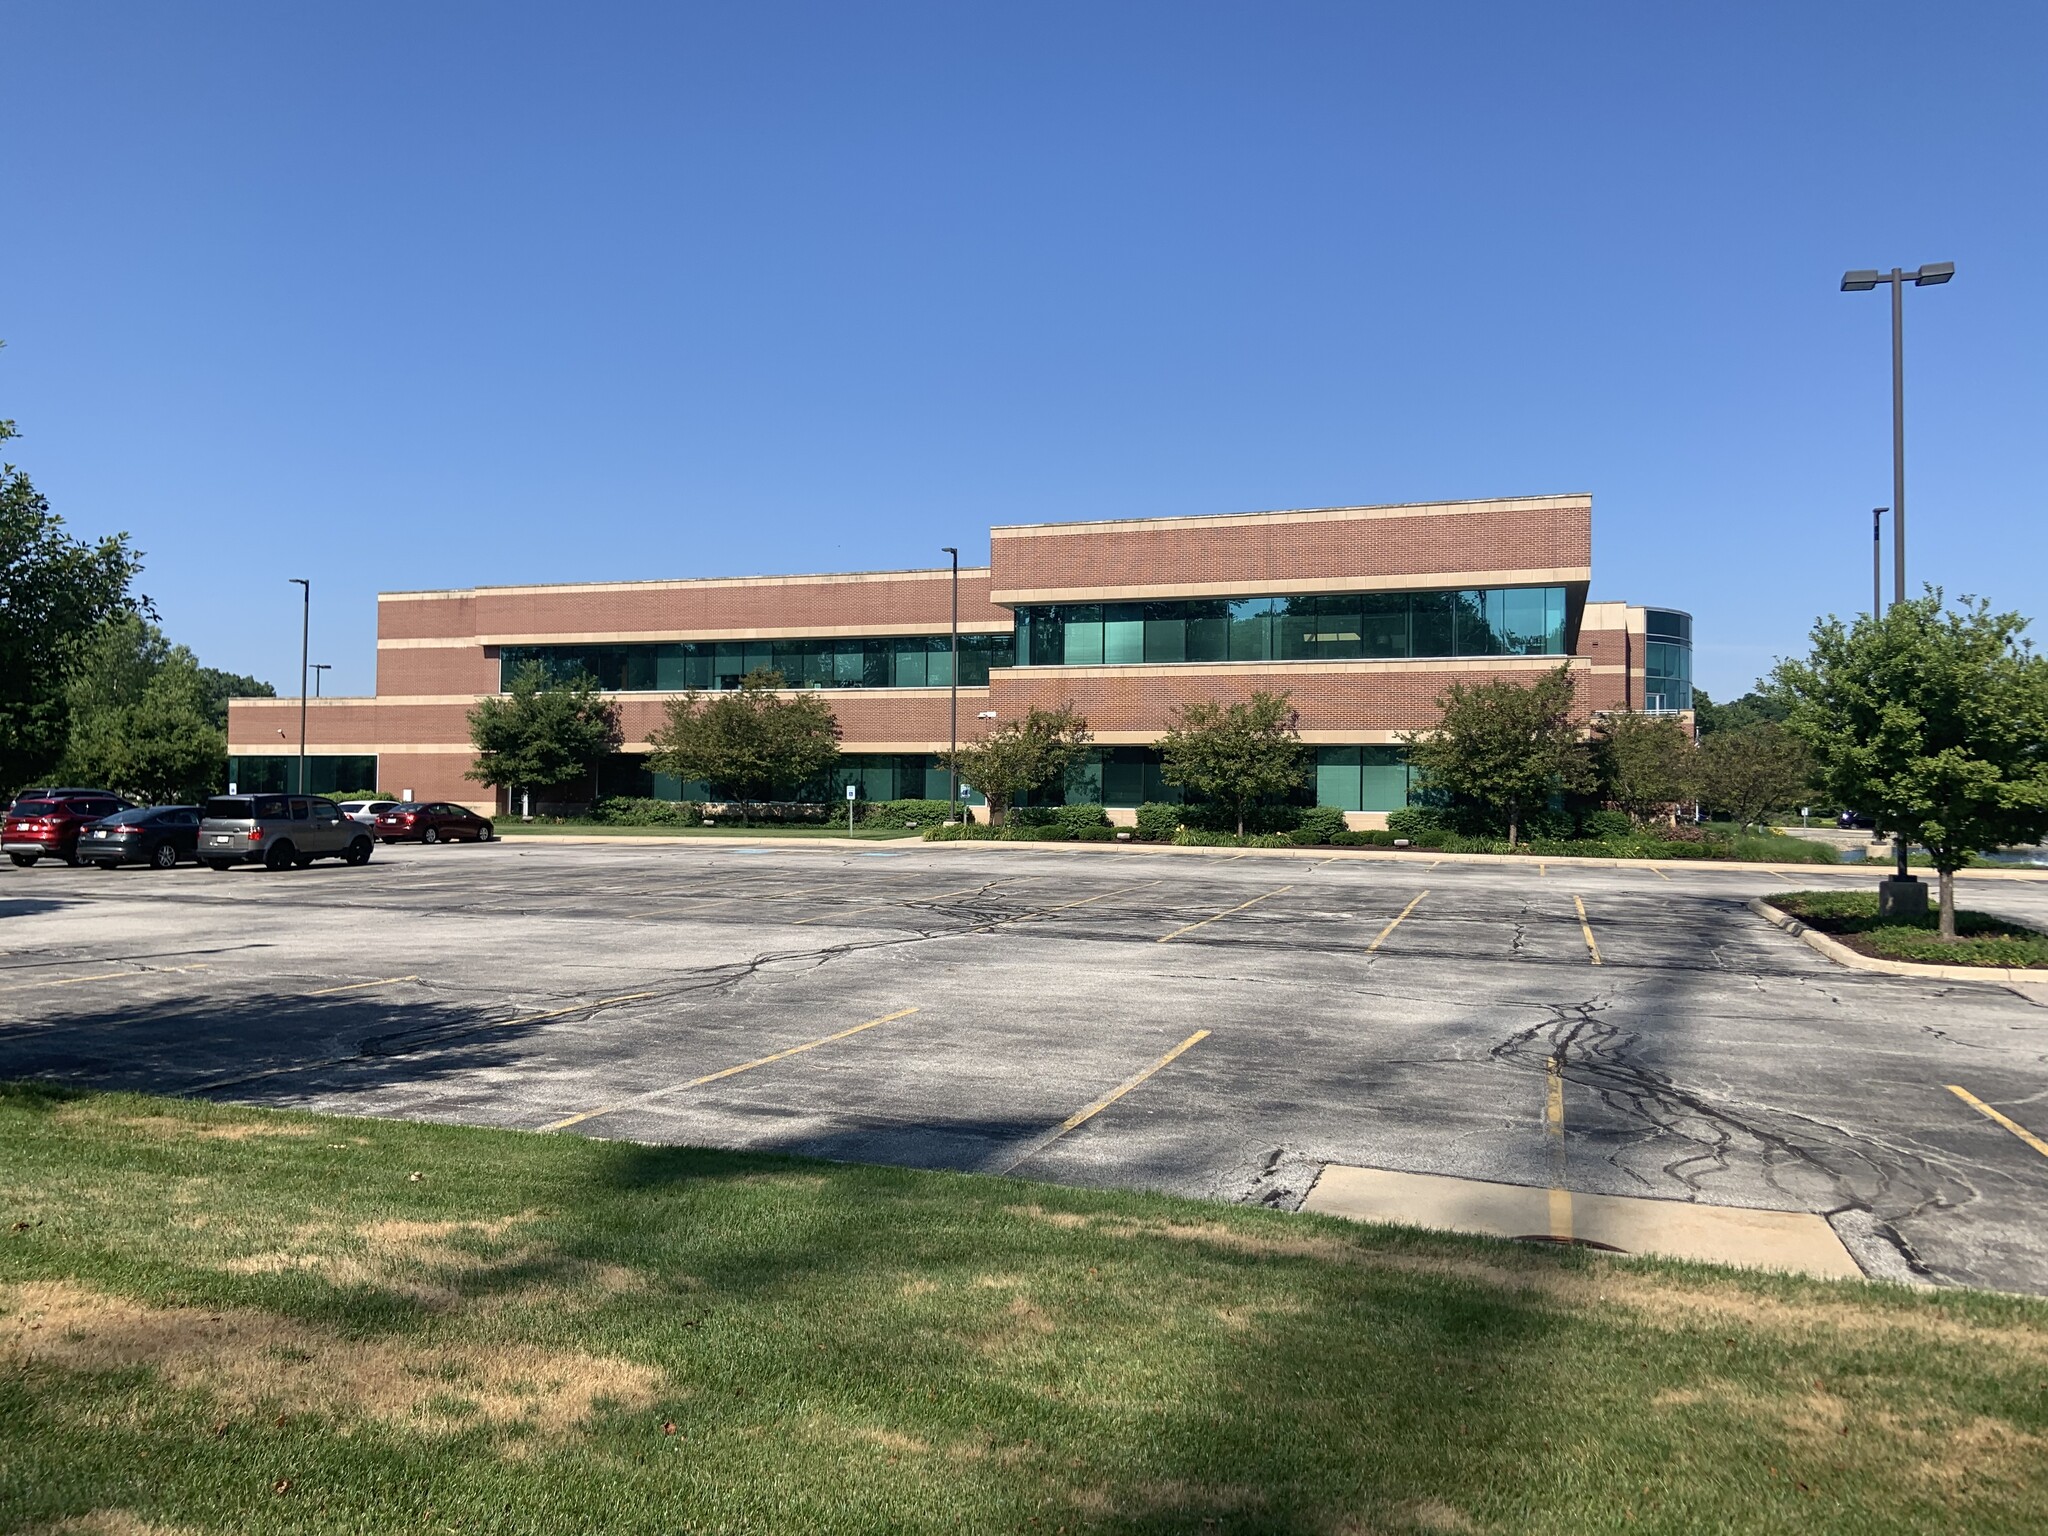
[4,790,133,866]
[197,794,374,871]
[375,802,496,844]
[336,799,402,827]
[82,805,202,869]
[1837,811,1877,831]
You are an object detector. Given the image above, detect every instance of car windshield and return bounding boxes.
[11,801,60,816]
[204,798,253,819]
[101,807,155,825]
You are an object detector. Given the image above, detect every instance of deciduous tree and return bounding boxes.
[1158,691,1309,838]
[1689,722,1810,832]
[467,661,623,809]
[1594,711,1695,826]
[1775,592,2048,938]
[944,703,1090,826]
[645,669,840,801]
[1400,664,1592,847]
[57,617,225,803]
[0,409,147,795]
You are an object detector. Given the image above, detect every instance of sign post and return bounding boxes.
[846,781,858,831]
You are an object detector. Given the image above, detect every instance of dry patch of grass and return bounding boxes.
[2,1279,660,1439]
[23,1515,200,1536]
[61,1109,316,1142]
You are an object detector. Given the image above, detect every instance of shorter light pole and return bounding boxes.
[942,546,959,822]
[289,578,310,795]
[1870,509,1885,619]
[311,663,331,698]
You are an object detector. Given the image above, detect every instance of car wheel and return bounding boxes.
[7,854,36,868]
[61,844,81,867]
[478,823,495,842]
[422,826,440,844]
[264,841,295,872]
[151,842,179,870]
[345,837,373,866]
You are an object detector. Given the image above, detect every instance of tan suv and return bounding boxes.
[197,794,375,872]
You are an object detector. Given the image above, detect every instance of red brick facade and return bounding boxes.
[228,495,1663,810]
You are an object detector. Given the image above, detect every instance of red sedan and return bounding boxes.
[374,802,497,844]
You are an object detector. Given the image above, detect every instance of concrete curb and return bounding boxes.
[494,832,917,849]
[916,838,2048,880]
[1748,897,2048,993]
[497,827,2048,879]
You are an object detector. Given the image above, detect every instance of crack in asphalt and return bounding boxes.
[1485,1000,1988,1255]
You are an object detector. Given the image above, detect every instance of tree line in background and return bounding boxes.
[0,397,274,803]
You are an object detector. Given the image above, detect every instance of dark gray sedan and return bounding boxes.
[82,805,202,870]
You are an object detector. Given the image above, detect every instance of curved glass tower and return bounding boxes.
[1644,609,1692,712]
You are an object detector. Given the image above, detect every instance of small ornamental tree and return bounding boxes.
[1594,711,1695,826]
[1774,591,2048,939]
[646,669,840,801]
[58,619,226,803]
[466,660,623,811]
[1689,722,1811,832]
[944,703,1090,826]
[1400,664,1593,847]
[1157,691,1309,837]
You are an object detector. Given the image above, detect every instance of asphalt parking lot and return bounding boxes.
[5,838,2047,1293]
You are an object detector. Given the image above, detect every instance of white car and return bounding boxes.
[336,799,403,827]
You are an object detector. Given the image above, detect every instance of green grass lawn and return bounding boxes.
[1770,889,2048,968]
[497,821,920,841]
[6,1087,2047,1535]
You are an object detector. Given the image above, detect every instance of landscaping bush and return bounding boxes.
[1134,802,1183,843]
[1385,806,1449,837]
[1768,889,2048,969]
[591,797,705,826]
[1578,809,1634,839]
[1288,805,1349,846]
[1177,799,1305,836]
[837,798,956,830]
[322,788,397,806]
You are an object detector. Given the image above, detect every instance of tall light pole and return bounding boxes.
[1841,260,1953,896]
[1840,262,1952,607]
[941,547,959,822]
[289,578,310,795]
[1871,508,1885,619]
[311,663,331,698]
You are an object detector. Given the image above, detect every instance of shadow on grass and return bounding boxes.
[536,1136,1564,1533]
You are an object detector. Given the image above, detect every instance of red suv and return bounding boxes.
[5,789,134,867]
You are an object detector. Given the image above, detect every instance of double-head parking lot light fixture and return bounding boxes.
[1840,259,1954,886]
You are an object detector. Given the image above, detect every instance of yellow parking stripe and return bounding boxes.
[1009,880,1161,926]
[997,1029,1211,1173]
[542,1007,920,1131]
[1156,886,1292,944]
[1650,865,1672,882]
[1946,1085,2048,1160]
[1366,890,1429,953]
[1574,895,1602,966]
[1545,1055,1572,1240]
[0,965,207,994]
[308,975,418,996]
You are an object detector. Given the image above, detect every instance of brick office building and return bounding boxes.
[225,493,1692,826]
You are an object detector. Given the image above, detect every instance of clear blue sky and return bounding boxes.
[4,3,2042,701]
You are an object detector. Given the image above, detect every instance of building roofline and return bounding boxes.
[379,565,992,603]
[989,493,1592,539]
